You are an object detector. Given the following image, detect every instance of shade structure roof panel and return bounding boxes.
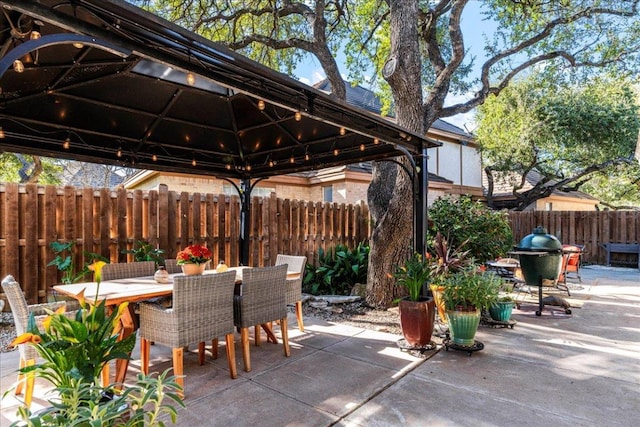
[0,0,439,180]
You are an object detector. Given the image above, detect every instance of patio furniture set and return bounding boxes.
[1,255,306,403]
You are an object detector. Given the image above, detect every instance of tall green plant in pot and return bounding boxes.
[441,268,501,346]
[393,253,436,348]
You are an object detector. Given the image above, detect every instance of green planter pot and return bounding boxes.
[489,301,514,322]
[446,308,481,346]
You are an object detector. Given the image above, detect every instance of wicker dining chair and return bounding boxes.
[138,271,238,397]
[163,259,181,274]
[275,254,307,332]
[1,275,71,407]
[101,260,156,281]
[233,264,290,372]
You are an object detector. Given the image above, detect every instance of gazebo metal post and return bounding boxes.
[239,178,251,266]
[414,146,429,257]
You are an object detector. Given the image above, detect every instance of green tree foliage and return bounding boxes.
[428,196,514,263]
[0,153,61,184]
[476,74,640,209]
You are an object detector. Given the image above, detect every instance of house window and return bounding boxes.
[323,185,333,202]
[545,202,553,211]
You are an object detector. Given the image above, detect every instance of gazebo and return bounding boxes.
[0,0,439,263]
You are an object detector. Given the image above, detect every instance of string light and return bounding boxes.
[304,152,310,161]
[373,138,379,145]
[186,73,196,86]
[0,127,4,139]
[257,100,265,111]
[360,144,365,151]
[294,111,302,121]
[225,164,232,170]
[339,127,346,136]
[246,164,252,171]
[72,42,84,49]
[333,147,339,156]
[30,29,41,40]
[152,153,158,162]
[192,158,197,167]
[290,155,295,164]
[117,147,122,158]
[269,159,275,167]
[13,60,24,73]
[62,137,70,149]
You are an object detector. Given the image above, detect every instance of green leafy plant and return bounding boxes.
[48,242,107,285]
[11,370,184,427]
[393,252,430,301]
[428,195,514,263]
[122,240,165,265]
[440,268,502,311]
[303,242,369,295]
[9,262,184,426]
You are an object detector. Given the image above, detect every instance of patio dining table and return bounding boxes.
[53,267,300,385]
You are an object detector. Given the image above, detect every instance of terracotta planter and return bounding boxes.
[446,308,481,346]
[429,284,447,324]
[180,263,207,276]
[399,297,436,347]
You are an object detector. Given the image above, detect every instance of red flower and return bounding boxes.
[176,244,212,265]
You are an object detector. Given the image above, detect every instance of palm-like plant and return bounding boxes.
[429,232,473,282]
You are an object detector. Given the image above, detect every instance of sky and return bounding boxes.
[294,2,496,132]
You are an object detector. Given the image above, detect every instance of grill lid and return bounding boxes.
[516,226,562,253]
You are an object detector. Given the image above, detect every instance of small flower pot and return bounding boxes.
[446,308,481,346]
[489,301,515,322]
[181,263,207,276]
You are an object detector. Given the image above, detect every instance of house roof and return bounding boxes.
[0,0,439,181]
[313,79,474,140]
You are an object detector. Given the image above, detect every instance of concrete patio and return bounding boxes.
[1,265,638,426]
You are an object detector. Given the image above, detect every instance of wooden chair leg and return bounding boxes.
[172,347,184,399]
[295,300,304,332]
[16,357,25,396]
[254,325,261,346]
[101,362,110,387]
[211,338,219,359]
[280,317,290,357]
[225,333,237,379]
[24,359,35,408]
[240,327,251,372]
[140,338,151,375]
[198,342,205,365]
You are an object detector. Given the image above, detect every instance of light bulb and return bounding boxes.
[290,156,295,164]
[192,158,197,166]
[63,137,70,149]
[373,138,379,145]
[225,164,232,170]
[305,153,310,161]
[246,164,252,171]
[186,73,196,86]
[0,127,5,139]
[117,148,122,158]
[339,127,346,136]
[152,153,158,162]
[13,60,24,73]
[30,30,41,40]
[333,148,339,156]
[360,144,365,151]
[257,100,265,111]
[294,111,302,121]
[72,42,84,49]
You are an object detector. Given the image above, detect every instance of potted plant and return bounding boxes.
[393,252,436,348]
[176,244,212,275]
[10,261,184,425]
[489,295,516,322]
[427,232,473,324]
[441,268,501,346]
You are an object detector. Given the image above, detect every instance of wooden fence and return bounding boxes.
[507,210,640,267]
[0,183,370,306]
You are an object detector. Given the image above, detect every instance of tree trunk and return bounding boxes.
[365,0,424,308]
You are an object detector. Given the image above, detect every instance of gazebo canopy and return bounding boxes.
[0,0,438,180]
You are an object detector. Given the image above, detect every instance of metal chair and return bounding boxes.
[275,254,307,332]
[101,260,156,281]
[138,271,238,398]
[1,275,68,407]
[233,264,290,372]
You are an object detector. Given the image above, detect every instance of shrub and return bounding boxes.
[303,242,369,295]
[428,195,513,263]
